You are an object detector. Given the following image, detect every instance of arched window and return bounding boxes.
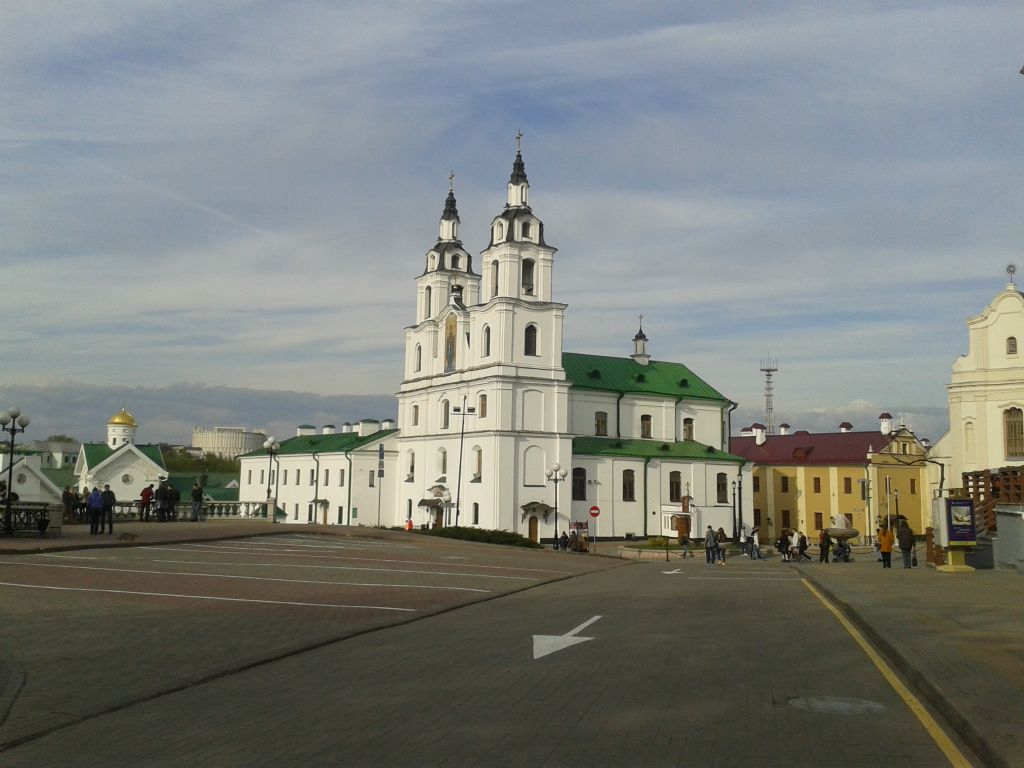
[495,223,504,242]
[524,324,538,356]
[964,421,975,463]
[521,221,531,239]
[411,404,419,426]
[414,344,422,372]
[407,451,415,480]
[595,411,608,436]
[640,414,652,438]
[451,254,460,270]
[439,448,448,476]
[1009,337,1018,355]
[572,467,586,500]
[423,287,432,320]
[482,326,491,357]
[683,418,694,441]
[491,260,499,298]
[669,471,682,503]
[472,447,482,480]
[622,469,636,502]
[716,472,728,503]
[522,258,535,295]
[442,399,450,430]
[1004,408,1024,457]
[478,394,487,418]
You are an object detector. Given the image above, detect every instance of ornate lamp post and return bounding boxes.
[731,480,737,542]
[1,408,30,535]
[452,396,476,527]
[263,437,280,523]
[545,462,568,551]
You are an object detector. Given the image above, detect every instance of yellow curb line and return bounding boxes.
[802,579,972,768]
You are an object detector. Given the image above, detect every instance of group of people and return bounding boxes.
[557,529,589,552]
[703,525,730,565]
[875,521,917,568]
[61,481,206,526]
[775,529,813,562]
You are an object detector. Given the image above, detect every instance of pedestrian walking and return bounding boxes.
[168,484,181,521]
[897,520,915,569]
[878,525,895,568]
[62,486,74,523]
[87,487,103,535]
[819,529,832,563]
[100,484,116,534]
[155,482,169,522]
[749,527,764,559]
[679,534,692,559]
[778,530,791,562]
[559,531,569,551]
[704,525,717,564]
[798,531,812,562]
[715,526,728,564]
[789,530,800,562]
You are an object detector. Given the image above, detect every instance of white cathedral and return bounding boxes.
[239,145,751,543]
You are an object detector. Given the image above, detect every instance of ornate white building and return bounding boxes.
[192,426,266,459]
[931,273,1024,489]
[240,145,750,541]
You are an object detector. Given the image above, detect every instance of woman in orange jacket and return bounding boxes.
[877,526,895,569]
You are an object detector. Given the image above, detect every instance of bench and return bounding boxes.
[3,503,51,536]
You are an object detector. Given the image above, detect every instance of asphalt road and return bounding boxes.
[0,535,980,767]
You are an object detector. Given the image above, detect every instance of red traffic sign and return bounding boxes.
[589,506,600,518]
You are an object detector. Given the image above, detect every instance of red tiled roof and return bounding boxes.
[730,430,894,466]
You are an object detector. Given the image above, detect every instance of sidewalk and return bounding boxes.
[792,555,1024,768]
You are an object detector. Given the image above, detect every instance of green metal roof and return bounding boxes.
[562,352,729,402]
[41,467,77,489]
[573,436,745,463]
[81,443,166,470]
[242,429,399,458]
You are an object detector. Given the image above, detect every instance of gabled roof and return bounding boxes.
[80,443,166,470]
[730,431,894,466]
[241,429,399,458]
[574,436,745,464]
[562,353,729,403]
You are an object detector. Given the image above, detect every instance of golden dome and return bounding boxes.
[108,407,138,427]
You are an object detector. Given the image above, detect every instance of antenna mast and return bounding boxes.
[760,358,779,435]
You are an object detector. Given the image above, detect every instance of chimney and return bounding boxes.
[778,423,790,436]
[296,424,316,437]
[839,422,853,433]
[357,418,380,438]
[341,423,353,434]
[878,412,893,436]
[752,423,767,445]
[740,425,754,437]
[381,419,396,430]
[322,424,336,435]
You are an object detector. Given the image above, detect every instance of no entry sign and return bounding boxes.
[589,506,600,518]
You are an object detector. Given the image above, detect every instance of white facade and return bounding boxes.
[238,146,750,540]
[931,281,1024,489]
[192,426,266,459]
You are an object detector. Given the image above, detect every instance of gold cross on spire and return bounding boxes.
[449,170,455,192]
[515,130,523,153]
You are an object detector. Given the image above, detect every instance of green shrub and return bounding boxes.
[648,536,668,548]
[415,526,543,548]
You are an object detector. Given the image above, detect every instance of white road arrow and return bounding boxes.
[532,615,601,660]
[661,568,684,574]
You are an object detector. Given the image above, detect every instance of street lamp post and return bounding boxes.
[263,437,280,523]
[545,462,568,551]
[736,472,744,545]
[452,396,476,527]
[1,408,30,535]
[731,480,737,542]
[893,489,900,529]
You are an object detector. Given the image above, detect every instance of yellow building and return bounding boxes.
[730,415,930,545]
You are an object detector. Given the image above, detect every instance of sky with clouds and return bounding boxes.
[2,0,1022,445]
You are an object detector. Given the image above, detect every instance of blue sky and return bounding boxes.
[2,1,1022,445]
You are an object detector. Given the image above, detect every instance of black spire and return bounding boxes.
[509,150,528,185]
[441,188,459,221]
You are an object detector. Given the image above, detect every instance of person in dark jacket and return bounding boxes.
[897,521,916,569]
[100,484,116,534]
[190,483,203,522]
[154,482,169,522]
[168,485,181,521]
[87,487,103,535]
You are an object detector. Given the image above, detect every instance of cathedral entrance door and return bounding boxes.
[528,516,538,543]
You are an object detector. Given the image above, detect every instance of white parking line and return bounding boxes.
[1,561,491,592]
[146,545,567,574]
[148,559,536,581]
[0,581,415,611]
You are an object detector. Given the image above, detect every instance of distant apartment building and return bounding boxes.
[192,426,266,459]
